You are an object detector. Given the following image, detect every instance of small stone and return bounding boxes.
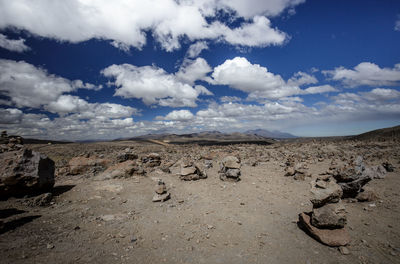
[152,192,171,202]
[285,167,295,176]
[356,187,378,202]
[339,246,350,255]
[155,180,166,194]
[46,244,54,249]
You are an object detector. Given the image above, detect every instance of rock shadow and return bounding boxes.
[0,215,41,235]
[0,208,26,219]
[52,185,75,196]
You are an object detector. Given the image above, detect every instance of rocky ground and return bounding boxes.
[1,136,400,264]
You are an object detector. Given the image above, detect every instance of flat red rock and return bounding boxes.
[298,212,351,247]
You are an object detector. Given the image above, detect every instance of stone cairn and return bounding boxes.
[179,160,207,181]
[0,148,55,199]
[219,156,241,182]
[152,179,170,202]
[0,131,24,153]
[298,176,351,247]
[328,156,387,201]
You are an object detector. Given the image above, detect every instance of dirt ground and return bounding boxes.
[1,139,400,264]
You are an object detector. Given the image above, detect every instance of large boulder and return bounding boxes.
[311,201,347,229]
[219,156,241,182]
[310,177,343,207]
[0,149,55,198]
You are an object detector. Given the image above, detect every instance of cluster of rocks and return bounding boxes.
[284,161,311,181]
[299,156,395,247]
[180,160,207,181]
[0,131,24,153]
[116,148,138,162]
[299,176,351,247]
[0,147,55,199]
[219,156,241,181]
[329,156,388,199]
[141,153,161,167]
[152,179,170,202]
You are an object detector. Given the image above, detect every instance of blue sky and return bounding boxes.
[0,0,400,140]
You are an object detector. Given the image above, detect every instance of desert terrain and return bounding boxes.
[1,127,400,264]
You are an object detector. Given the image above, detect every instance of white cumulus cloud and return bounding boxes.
[0,33,30,53]
[102,63,212,107]
[323,62,400,87]
[186,41,209,58]
[158,110,195,121]
[0,59,102,109]
[0,0,303,51]
[211,57,300,99]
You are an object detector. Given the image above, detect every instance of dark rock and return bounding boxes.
[382,162,394,172]
[311,202,347,229]
[142,153,161,167]
[116,152,138,163]
[0,149,55,198]
[339,176,371,198]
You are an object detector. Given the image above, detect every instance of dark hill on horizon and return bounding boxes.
[244,129,297,139]
[351,125,400,141]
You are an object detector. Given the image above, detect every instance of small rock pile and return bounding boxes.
[219,156,241,181]
[284,162,311,181]
[152,180,170,202]
[180,161,207,181]
[116,148,138,163]
[0,131,24,153]
[142,153,161,167]
[330,156,385,198]
[299,176,351,247]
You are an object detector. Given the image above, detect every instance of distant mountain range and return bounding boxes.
[244,129,297,139]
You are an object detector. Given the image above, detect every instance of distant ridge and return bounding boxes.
[245,129,297,139]
[352,125,400,141]
[123,130,275,146]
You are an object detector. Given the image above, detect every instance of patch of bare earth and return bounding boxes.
[1,139,399,264]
